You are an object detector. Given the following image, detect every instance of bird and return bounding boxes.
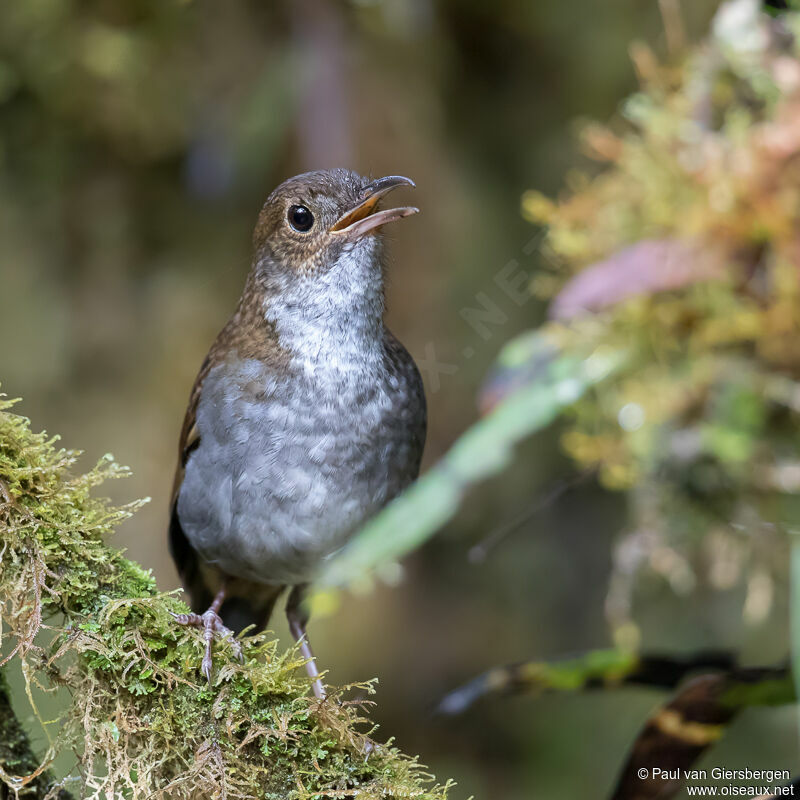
[168,169,426,698]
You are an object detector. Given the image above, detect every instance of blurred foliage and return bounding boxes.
[322,0,800,651]
[0,0,293,167]
[437,645,794,799]
[516,0,800,646]
[609,663,793,800]
[0,394,453,800]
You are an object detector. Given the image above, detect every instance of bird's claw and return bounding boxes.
[172,608,243,681]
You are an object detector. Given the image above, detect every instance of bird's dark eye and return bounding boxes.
[288,205,314,232]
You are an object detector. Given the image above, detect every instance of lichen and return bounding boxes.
[0,393,454,800]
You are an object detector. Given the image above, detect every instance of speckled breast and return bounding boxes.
[176,348,425,586]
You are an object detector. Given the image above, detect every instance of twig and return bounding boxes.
[436,649,788,715]
[468,469,595,564]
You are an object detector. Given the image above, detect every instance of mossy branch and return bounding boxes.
[0,393,454,800]
[0,670,73,800]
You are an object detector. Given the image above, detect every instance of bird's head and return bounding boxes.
[252,168,417,281]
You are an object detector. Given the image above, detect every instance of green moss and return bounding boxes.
[0,394,454,799]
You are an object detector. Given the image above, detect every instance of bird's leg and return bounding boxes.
[172,584,243,682]
[286,585,326,700]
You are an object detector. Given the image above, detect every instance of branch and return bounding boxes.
[0,392,453,800]
[436,649,745,714]
[437,648,793,800]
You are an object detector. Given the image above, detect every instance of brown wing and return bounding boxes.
[167,280,291,623]
[169,284,290,527]
[168,350,218,612]
[170,352,212,509]
[167,293,256,609]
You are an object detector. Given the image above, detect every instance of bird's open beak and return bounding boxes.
[329,175,418,238]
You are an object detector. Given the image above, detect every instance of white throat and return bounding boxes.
[262,239,385,375]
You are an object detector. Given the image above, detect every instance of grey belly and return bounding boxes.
[176,361,421,585]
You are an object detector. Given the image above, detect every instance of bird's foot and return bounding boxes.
[309,671,327,701]
[286,585,327,700]
[171,608,243,682]
[362,738,378,757]
[294,632,327,700]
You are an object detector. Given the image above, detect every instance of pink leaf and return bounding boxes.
[550,239,728,320]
